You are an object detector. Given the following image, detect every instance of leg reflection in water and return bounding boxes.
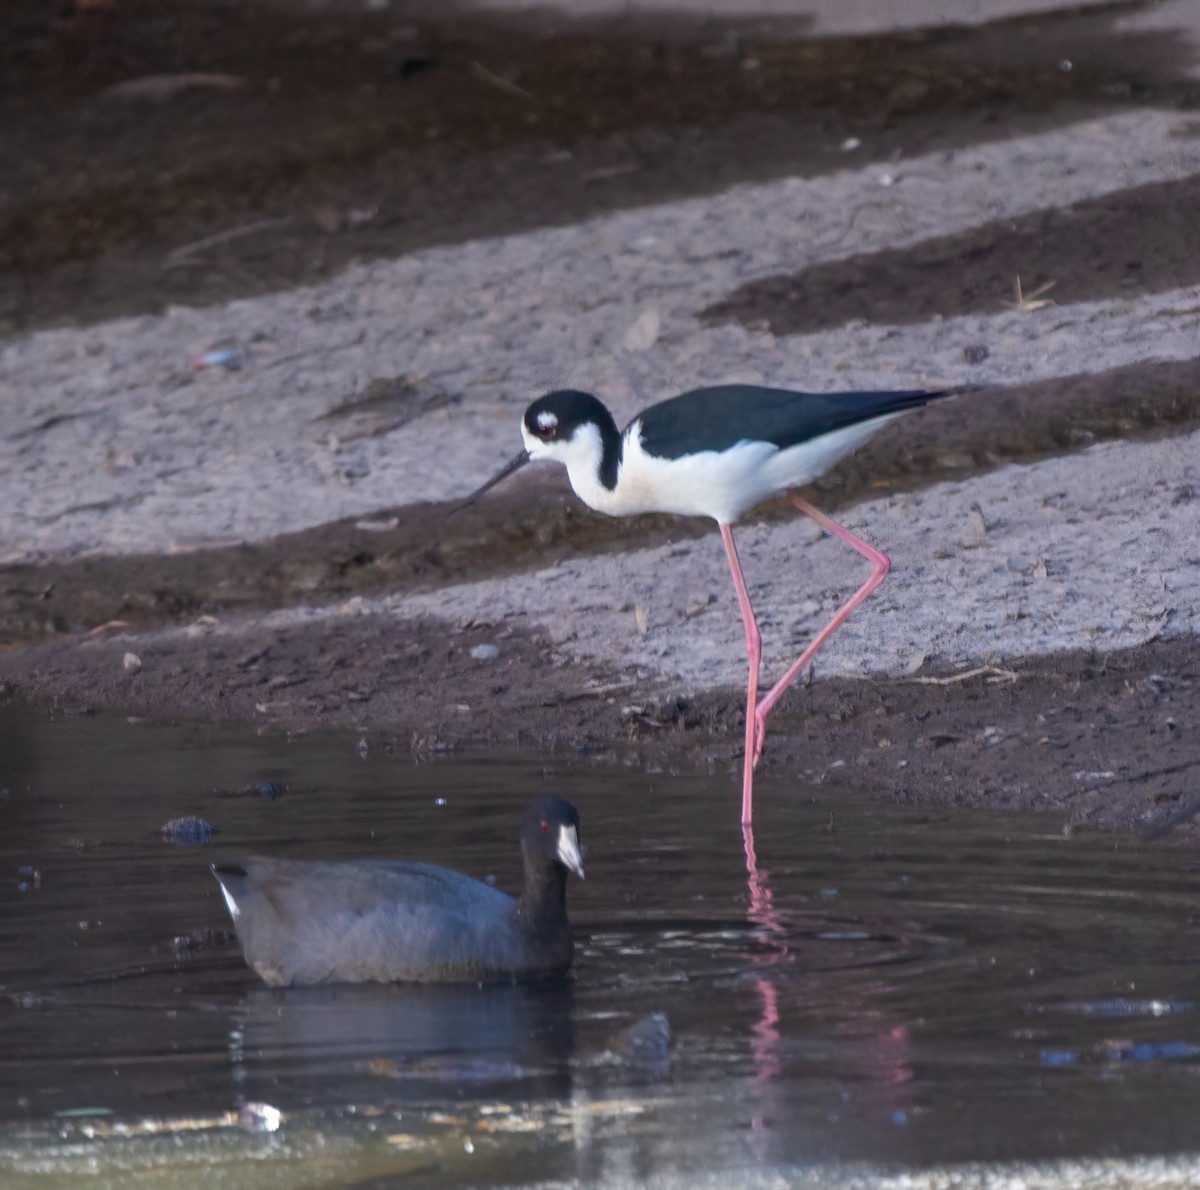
[741,822,917,1150]
[744,824,787,1134]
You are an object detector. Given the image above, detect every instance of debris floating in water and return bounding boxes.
[161,816,216,845]
[238,1101,283,1133]
[1032,998,1194,1019]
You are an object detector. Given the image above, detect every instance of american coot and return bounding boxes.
[211,796,584,986]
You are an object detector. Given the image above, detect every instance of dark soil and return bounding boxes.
[4,356,1198,645]
[701,169,1200,335]
[3,611,1198,841]
[2,0,1197,335]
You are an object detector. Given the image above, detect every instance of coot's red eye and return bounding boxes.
[539,819,550,832]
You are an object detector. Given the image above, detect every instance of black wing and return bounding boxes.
[633,384,965,460]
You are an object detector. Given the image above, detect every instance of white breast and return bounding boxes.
[588,414,901,524]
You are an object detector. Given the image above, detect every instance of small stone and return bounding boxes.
[622,308,660,352]
[469,643,500,661]
[123,652,142,673]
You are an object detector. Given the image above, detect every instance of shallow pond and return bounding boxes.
[3,705,1200,1187]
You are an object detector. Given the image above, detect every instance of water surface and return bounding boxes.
[3,706,1200,1186]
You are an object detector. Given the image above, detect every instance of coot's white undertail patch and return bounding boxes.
[218,883,241,921]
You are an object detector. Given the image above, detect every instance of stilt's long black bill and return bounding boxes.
[451,449,530,514]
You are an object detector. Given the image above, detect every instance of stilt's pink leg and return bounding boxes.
[752,496,891,766]
[743,823,780,924]
[720,524,761,826]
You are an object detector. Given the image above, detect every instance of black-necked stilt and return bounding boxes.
[462,383,968,826]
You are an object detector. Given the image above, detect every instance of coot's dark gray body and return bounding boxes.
[212,797,584,987]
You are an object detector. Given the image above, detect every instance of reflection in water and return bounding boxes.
[743,823,785,1138]
[5,707,1200,1184]
[232,980,576,1106]
[741,821,913,1147]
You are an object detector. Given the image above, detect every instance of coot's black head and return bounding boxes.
[520,795,584,880]
[522,390,613,451]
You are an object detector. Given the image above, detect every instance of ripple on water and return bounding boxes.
[3,706,1200,1184]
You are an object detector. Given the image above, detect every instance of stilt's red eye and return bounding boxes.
[539,819,550,832]
[533,413,559,439]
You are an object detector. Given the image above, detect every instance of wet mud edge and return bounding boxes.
[2,615,1197,843]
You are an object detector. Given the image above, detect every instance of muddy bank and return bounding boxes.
[702,169,1200,335]
[2,0,1198,849]
[2,0,1198,335]
[6,103,1197,570]
[4,356,1200,645]
[3,615,1197,841]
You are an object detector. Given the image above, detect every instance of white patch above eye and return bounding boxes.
[536,411,559,431]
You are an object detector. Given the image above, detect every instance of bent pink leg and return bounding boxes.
[752,495,891,765]
[719,524,761,826]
